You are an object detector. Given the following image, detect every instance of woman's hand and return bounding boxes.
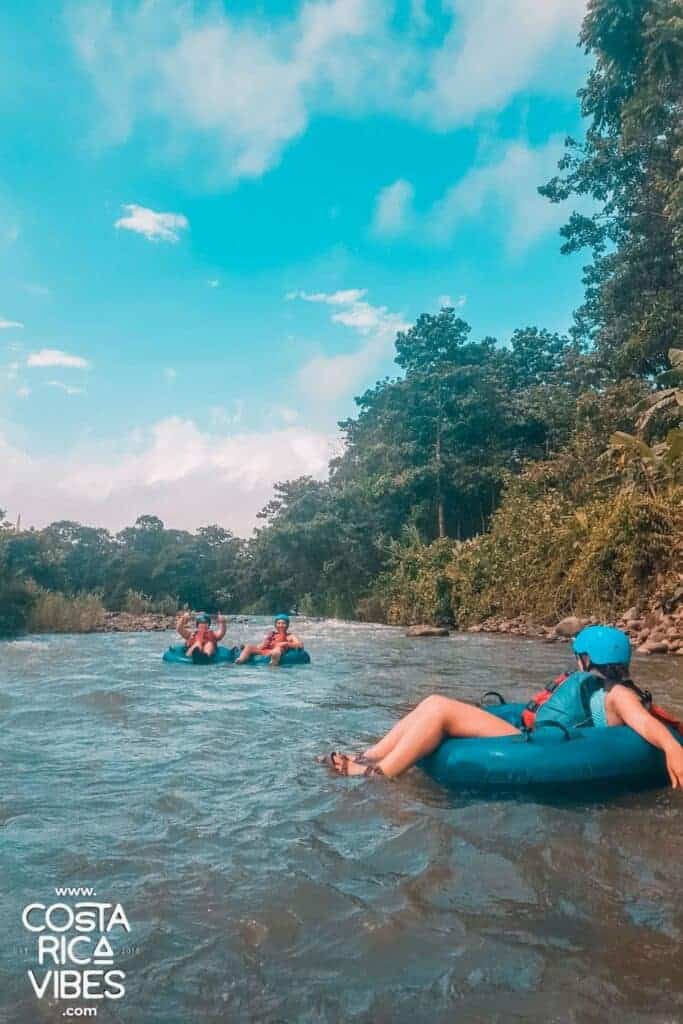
[665,742,683,789]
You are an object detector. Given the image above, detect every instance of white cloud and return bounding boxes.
[68,0,585,184]
[27,349,90,369]
[19,283,51,297]
[292,288,408,400]
[437,294,467,310]
[371,179,415,238]
[207,279,220,288]
[288,288,367,306]
[210,401,244,428]
[115,204,188,242]
[16,387,31,399]
[48,381,86,396]
[371,137,569,254]
[413,0,588,129]
[164,367,177,382]
[276,406,299,424]
[69,0,380,182]
[0,419,333,534]
[0,360,21,385]
[410,0,431,31]
[0,318,24,329]
[427,136,567,253]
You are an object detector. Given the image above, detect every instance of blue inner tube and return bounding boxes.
[419,703,682,793]
[162,644,311,666]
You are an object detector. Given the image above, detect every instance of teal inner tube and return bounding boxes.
[419,702,683,794]
[162,644,311,666]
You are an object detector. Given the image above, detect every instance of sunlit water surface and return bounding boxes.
[1,619,682,1023]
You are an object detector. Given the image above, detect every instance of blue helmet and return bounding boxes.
[274,613,290,625]
[572,625,631,666]
[195,612,211,625]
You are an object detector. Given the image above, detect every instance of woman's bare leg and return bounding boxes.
[236,644,260,664]
[361,701,432,761]
[336,695,519,778]
[269,644,287,665]
[203,640,217,658]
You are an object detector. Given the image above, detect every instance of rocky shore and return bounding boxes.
[92,612,253,633]
[94,612,177,632]
[464,597,683,657]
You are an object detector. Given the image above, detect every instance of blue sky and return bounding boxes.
[0,0,589,533]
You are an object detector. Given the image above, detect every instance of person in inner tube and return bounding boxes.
[176,611,227,662]
[235,614,304,666]
[322,625,683,785]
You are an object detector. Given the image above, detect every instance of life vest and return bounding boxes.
[188,627,218,647]
[522,672,570,729]
[533,671,603,731]
[528,672,683,735]
[262,630,288,651]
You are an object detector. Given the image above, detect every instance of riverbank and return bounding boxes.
[92,612,251,633]
[463,600,683,656]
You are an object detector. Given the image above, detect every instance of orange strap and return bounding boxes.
[651,704,683,736]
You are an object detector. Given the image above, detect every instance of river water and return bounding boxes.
[1,619,682,1023]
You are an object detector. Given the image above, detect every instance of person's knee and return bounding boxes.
[419,694,445,712]
[419,694,453,720]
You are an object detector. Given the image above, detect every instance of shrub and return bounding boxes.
[27,590,106,633]
[367,534,458,625]
[0,574,35,635]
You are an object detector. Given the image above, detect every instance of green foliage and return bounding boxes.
[540,0,683,377]
[368,531,458,625]
[0,573,35,635]
[0,514,248,633]
[371,471,681,627]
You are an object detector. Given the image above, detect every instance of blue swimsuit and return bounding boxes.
[589,688,608,728]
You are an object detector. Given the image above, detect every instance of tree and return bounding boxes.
[541,0,683,378]
[337,311,549,542]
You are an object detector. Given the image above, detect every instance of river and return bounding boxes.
[1,618,682,1023]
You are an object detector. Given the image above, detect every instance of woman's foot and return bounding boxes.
[326,752,384,778]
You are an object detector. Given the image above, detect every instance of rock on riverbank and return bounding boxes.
[94,612,177,633]
[465,590,683,657]
[406,625,450,637]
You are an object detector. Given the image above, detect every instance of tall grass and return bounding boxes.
[120,589,177,616]
[27,590,106,633]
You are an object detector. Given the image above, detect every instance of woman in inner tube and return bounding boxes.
[176,611,227,663]
[324,626,683,786]
[235,613,304,665]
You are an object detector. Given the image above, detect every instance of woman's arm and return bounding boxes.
[214,613,227,641]
[607,685,683,788]
[176,612,192,641]
[286,633,303,648]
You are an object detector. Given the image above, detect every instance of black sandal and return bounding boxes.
[328,752,352,775]
[352,753,376,766]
